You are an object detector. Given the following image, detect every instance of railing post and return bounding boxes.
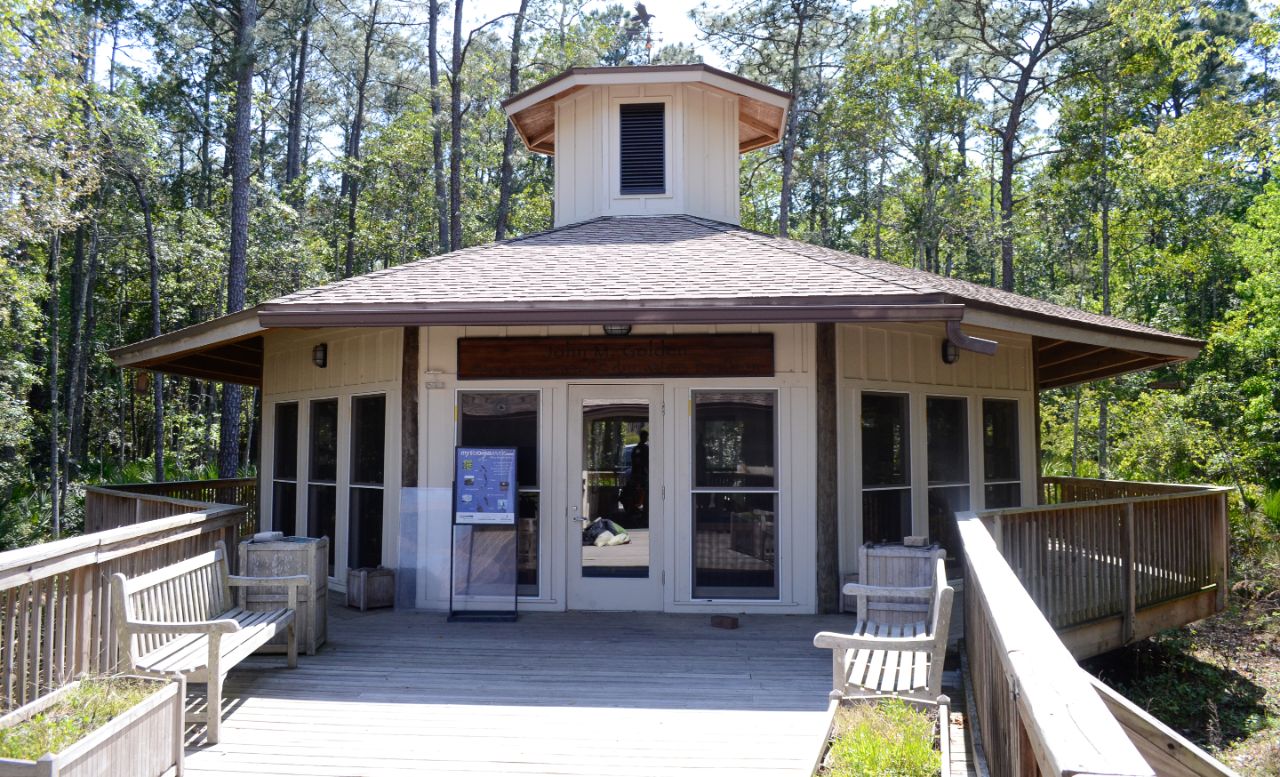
[1123,502,1136,645]
[993,513,1004,556]
[1215,492,1228,611]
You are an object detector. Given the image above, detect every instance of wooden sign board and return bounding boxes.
[457,333,774,380]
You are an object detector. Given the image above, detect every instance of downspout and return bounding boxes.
[946,320,998,356]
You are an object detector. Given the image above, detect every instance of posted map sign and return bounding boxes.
[453,447,518,525]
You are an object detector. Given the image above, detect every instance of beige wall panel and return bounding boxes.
[911,332,934,384]
[836,322,1033,391]
[889,332,912,382]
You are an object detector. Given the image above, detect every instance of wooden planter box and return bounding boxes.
[0,676,184,777]
[239,535,328,655]
[347,567,394,611]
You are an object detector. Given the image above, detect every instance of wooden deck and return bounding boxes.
[183,604,847,776]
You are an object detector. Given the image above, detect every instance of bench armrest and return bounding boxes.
[125,618,242,635]
[227,575,310,588]
[813,630,934,651]
[841,583,933,599]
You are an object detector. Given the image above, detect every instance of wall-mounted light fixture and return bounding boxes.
[941,339,959,365]
[312,343,328,368]
[602,324,632,337]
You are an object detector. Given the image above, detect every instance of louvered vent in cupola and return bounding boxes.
[619,103,666,195]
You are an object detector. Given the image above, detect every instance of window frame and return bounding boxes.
[454,388,544,599]
[689,388,781,601]
[270,401,300,535]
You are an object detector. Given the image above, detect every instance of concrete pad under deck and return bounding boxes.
[183,604,848,776]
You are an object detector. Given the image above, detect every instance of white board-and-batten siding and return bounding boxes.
[554,83,740,226]
[836,322,1039,578]
[259,327,403,585]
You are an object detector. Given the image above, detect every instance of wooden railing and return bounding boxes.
[958,512,1155,777]
[0,490,245,712]
[1042,475,1205,504]
[85,478,258,538]
[983,478,1229,659]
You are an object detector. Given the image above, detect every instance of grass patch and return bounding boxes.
[0,678,158,760]
[823,699,939,777]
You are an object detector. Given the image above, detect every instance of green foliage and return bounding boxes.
[824,699,939,777]
[0,678,159,759]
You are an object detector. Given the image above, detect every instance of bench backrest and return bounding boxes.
[111,542,233,664]
[857,543,946,625]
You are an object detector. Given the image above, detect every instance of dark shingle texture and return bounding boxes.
[264,215,1196,344]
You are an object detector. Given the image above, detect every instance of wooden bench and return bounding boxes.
[111,541,308,744]
[814,557,953,705]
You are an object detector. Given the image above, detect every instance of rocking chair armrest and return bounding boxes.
[813,630,935,652]
[840,582,934,599]
[125,618,242,635]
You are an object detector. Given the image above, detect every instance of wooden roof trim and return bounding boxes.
[503,64,793,114]
[962,308,1202,360]
[110,307,264,368]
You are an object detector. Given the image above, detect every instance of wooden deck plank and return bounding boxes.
[183,605,847,776]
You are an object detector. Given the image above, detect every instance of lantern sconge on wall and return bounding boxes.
[940,339,959,365]
[312,343,328,368]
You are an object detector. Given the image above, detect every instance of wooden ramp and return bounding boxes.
[183,605,843,776]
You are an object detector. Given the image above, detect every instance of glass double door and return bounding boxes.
[566,385,663,611]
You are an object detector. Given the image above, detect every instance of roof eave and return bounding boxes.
[502,64,793,115]
[256,298,964,328]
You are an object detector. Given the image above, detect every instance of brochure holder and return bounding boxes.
[448,447,519,622]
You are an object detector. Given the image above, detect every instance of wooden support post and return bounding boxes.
[815,322,839,613]
[401,326,419,488]
[1214,492,1228,611]
[1122,502,1136,644]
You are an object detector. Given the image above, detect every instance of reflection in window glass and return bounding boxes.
[580,401,650,579]
[348,395,385,569]
[272,403,298,535]
[927,397,968,559]
[862,393,911,543]
[983,399,1021,509]
[692,391,778,600]
[308,399,339,573]
[459,392,539,596]
[350,395,386,486]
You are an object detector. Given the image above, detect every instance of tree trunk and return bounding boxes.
[128,172,165,482]
[429,0,448,252]
[47,233,61,538]
[342,0,380,278]
[494,0,529,241]
[220,0,257,479]
[285,0,313,193]
[449,0,465,251]
[777,0,807,238]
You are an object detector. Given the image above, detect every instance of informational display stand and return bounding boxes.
[448,447,519,622]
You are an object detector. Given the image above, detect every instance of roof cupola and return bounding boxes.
[503,65,791,227]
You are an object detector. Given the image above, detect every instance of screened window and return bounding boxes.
[308,398,339,574]
[983,399,1021,508]
[458,391,540,597]
[861,392,911,544]
[348,394,386,569]
[692,391,778,600]
[619,103,665,195]
[926,396,968,559]
[272,402,298,536]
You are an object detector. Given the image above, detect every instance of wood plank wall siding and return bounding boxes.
[984,477,1230,660]
[457,334,775,380]
[0,491,244,712]
[956,512,1156,777]
[88,479,259,538]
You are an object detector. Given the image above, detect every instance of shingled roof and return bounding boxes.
[254,215,1198,348]
[111,214,1202,388]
